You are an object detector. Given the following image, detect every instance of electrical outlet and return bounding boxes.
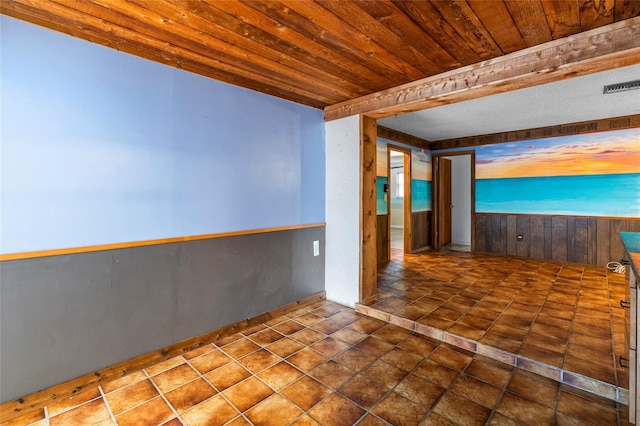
[313,240,320,256]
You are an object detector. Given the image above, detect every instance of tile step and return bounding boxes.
[355,303,628,404]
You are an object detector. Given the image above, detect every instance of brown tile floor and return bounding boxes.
[4,297,633,425]
[366,248,629,395]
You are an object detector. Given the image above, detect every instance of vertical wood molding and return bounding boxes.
[403,151,412,254]
[360,115,378,301]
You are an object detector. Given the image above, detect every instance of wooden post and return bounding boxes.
[361,115,377,301]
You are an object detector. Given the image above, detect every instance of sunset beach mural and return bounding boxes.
[475,128,640,217]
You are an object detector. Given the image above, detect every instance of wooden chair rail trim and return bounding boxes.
[430,115,640,150]
[0,223,326,262]
[0,291,326,422]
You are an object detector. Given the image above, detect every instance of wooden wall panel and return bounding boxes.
[574,218,589,264]
[596,219,611,266]
[475,213,640,266]
[506,215,517,256]
[516,216,530,258]
[551,216,568,262]
[491,215,505,254]
[587,218,598,265]
[376,211,431,260]
[544,216,553,260]
[567,217,576,263]
[376,214,389,264]
[475,214,487,253]
[410,211,431,252]
[530,216,545,259]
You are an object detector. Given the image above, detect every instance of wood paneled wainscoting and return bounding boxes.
[377,211,432,263]
[376,214,390,263]
[411,210,432,252]
[475,213,640,266]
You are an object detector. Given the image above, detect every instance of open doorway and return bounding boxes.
[433,151,475,252]
[388,146,411,257]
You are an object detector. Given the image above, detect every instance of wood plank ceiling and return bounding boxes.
[3,0,640,109]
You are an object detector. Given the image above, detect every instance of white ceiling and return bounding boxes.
[378,64,640,142]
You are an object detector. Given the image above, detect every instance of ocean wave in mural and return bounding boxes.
[476,128,640,217]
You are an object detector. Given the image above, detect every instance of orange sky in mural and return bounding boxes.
[476,130,640,179]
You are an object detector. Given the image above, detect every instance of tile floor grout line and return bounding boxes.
[142,365,183,424]
[97,385,117,426]
[509,262,564,373]
[43,406,50,426]
[484,357,519,426]
[344,331,435,425]
[196,360,245,424]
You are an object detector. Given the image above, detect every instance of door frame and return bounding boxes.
[387,144,412,255]
[432,150,476,251]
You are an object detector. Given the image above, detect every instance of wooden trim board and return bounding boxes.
[0,291,326,422]
[377,125,431,150]
[430,114,640,150]
[0,223,326,262]
[360,115,378,302]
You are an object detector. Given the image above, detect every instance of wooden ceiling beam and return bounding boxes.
[324,16,640,121]
[429,114,640,151]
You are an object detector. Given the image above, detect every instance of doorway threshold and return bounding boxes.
[442,243,471,253]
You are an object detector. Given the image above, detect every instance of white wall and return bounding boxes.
[325,116,360,307]
[448,155,471,245]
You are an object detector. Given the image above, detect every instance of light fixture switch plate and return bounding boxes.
[313,240,320,256]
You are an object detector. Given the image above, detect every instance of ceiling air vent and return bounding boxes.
[603,79,640,94]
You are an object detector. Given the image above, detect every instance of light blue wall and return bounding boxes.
[1,16,325,254]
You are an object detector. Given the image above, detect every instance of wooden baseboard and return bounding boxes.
[0,291,326,422]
